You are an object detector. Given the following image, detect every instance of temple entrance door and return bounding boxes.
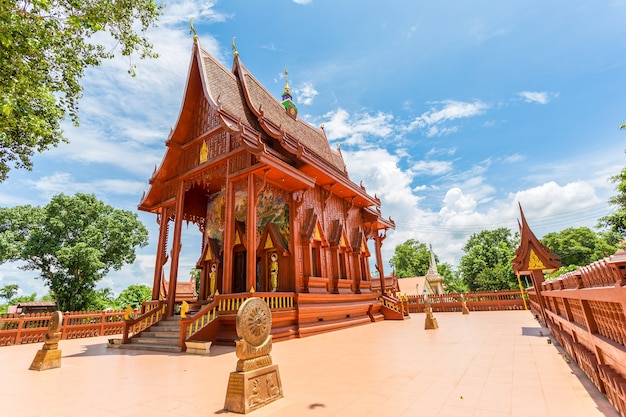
[233,248,247,293]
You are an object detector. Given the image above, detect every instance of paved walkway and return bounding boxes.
[1,311,620,417]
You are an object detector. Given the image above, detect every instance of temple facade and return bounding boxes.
[138,37,395,321]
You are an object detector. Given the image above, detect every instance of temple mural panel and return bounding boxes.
[206,189,226,243]
[257,185,290,243]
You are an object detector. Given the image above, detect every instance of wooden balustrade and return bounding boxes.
[122,301,166,344]
[0,309,132,346]
[180,299,220,344]
[405,290,526,313]
[528,249,626,417]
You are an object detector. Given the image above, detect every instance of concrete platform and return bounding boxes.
[0,311,619,417]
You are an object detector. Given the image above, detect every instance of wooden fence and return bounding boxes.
[0,310,132,347]
[527,249,626,417]
[405,290,527,313]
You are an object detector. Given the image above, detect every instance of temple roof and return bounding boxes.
[511,203,562,274]
[139,39,393,229]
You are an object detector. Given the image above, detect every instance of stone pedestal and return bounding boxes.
[224,364,283,414]
[224,298,283,414]
[424,315,439,329]
[461,303,470,315]
[29,348,62,371]
[424,306,439,330]
[29,311,63,371]
[185,341,212,355]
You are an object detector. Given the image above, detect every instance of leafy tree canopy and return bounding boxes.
[0,1,161,181]
[389,239,435,278]
[438,263,468,293]
[0,193,148,311]
[114,284,151,309]
[0,283,18,303]
[458,228,518,292]
[598,164,626,238]
[540,227,617,268]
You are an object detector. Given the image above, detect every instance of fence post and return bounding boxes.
[100,311,105,336]
[16,314,25,344]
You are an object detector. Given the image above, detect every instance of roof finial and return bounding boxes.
[232,36,239,58]
[283,68,291,97]
[189,18,198,42]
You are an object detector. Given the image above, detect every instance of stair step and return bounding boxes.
[132,337,180,346]
[119,344,182,353]
[143,331,179,339]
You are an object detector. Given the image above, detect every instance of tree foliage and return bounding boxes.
[598,165,626,237]
[0,283,18,303]
[458,228,518,292]
[540,227,617,268]
[0,193,148,311]
[0,1,162,181]
[115,284,151,309]
[389,239,434,278]
[438,262,468,293]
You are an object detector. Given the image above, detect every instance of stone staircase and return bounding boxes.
[119,316,183,353]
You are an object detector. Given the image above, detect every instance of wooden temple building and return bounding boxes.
[123,36,399,351]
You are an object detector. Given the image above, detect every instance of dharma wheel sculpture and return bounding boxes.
[224,297,283,413]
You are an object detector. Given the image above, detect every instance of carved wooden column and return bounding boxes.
[352,252,362,294]
[152,207,169,301]
[374,231,386,294]
[246,173,257,292]
[529,269,548,324]
[223,177,234,294]
[166,182,185,317]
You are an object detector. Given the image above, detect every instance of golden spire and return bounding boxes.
[189,18,198,42]
[232,36,239,58]
[283,68,291,96]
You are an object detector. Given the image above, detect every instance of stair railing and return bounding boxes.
[179,298,220,348]
[178,292,297,349]
[122,300,166,344]
[379,294,405,319]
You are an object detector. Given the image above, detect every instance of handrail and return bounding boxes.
[178,292,296,350]
[122,300,166,344]
[179,299,220,348]
[379,294,405,316]
[0,309,132,346]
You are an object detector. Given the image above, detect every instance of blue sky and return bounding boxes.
[1,0,626,298]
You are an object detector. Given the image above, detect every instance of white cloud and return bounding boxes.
[408,100,488,137]
[323,108,394,146]
[295,82,319,105]
[502,153,525,164]
[25,172,146,201]
[160,0,231,25]
[411,160,453,176]
[518,91,559,104]
[293,0,312,4]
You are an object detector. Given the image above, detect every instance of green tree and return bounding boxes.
[459,228,518,291]
[84,287,115,311]
[0,193,148,311]
[389,239,433,278]
[0,283,18,303]
[115,284,151,309]
[439,264,468,293]
[540,227,617,268]
[12,292,37,304]
[598,165,626,237]
[0,1,161,181]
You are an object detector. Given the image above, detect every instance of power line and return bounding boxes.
[391,203,614,236]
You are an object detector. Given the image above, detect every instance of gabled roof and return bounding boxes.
[511,204,562,274]
[139,39,392,219]
[232,57,343,171]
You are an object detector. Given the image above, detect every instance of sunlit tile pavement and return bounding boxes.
[1,311,619,417]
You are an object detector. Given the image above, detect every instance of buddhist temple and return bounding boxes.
[127,36,397,350]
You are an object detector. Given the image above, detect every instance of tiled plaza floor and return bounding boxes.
[1,310,620,417]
